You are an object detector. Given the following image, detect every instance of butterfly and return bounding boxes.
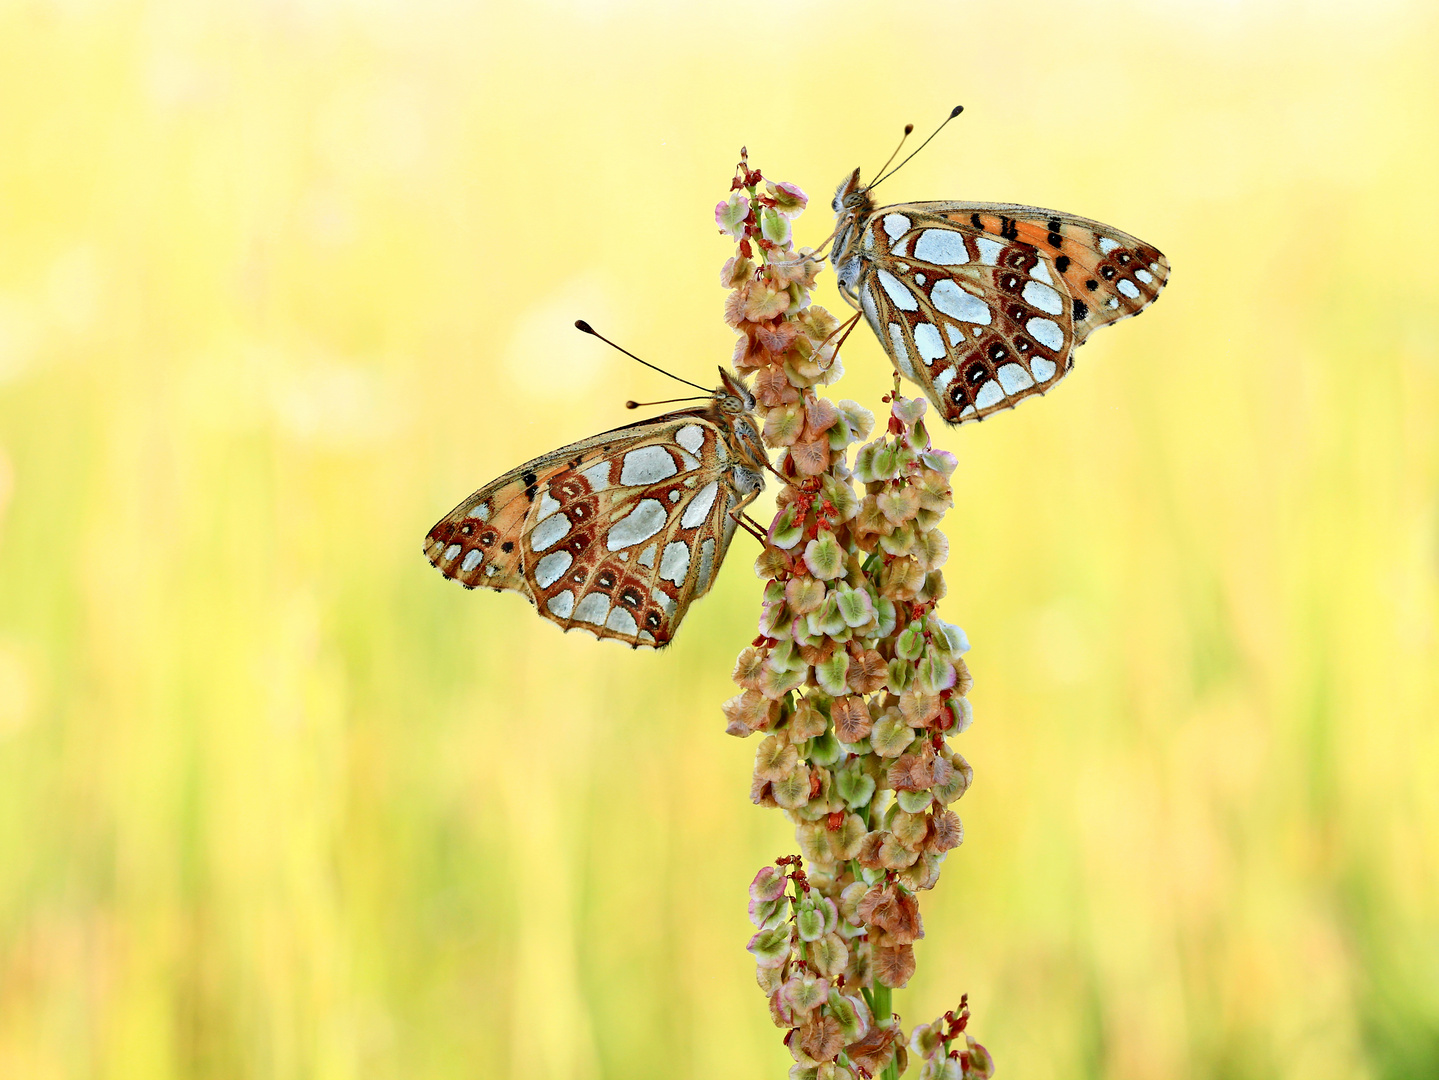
[424,368,769,648]
[830,139,1169,424]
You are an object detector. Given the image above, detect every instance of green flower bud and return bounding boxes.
[747,924,792,968]
[915,654,956,695]
[815,649,850,696]
[804,530,846,580]
[770,504,805,549]
[808,731,842,767]
[834,765,875,809]
[896,787,934,814]
[887,657,915,693]
[870,712,915,757]
[896,621,925,660]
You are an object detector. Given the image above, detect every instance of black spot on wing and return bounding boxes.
[1055,255,1071,273]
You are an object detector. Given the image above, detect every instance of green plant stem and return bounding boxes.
[870,983,902,1079]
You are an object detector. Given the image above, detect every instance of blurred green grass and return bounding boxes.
[1,2,1436,1078]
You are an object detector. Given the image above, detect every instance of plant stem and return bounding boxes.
[870,982,902,1079]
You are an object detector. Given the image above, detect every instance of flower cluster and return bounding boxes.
[716,152,991,1078]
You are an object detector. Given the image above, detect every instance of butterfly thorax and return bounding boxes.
[710,369,767,500]
[831,168,875,300]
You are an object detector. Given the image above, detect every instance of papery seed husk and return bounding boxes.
[928,809,964,852]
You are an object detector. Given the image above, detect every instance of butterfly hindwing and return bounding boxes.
[425,394,765,649]
[836,187,1168,424]
[520,416,744,648]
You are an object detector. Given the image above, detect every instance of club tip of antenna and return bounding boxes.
[950,104,964,118]
[624,400,640,409]
[574,319,595,334]
[903,123,914,135]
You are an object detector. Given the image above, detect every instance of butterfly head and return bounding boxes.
[715,368,756,415]
[832,168,874,215]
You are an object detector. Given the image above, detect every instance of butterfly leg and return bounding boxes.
[811,310,863,367]
[726,485,768,544]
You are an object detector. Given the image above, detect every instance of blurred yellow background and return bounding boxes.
[1,1,1436,1077]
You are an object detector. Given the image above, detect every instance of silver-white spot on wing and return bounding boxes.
[883,214,911,241]
[913,229,968,265]
[1032,357,1057,382]
[582,462,611,492]
[530,512,572,552]
[931,280,991,324]
[1021,281,1064,316]
[535,550,573,589]
[974,381,1004,409]
[676,424,705,455]
[659,541,690,585]
[975,237,1003,266]
[605,607,638,636]
[547,590,575,618]
[574,592,609,625]
[1030,260,1054,284]
[620,445,678,486]
[933,366,956,394]
[681,482,718,529]
[1027,318,1064,351]
[461,549,483,572]
[538,491,561,518]
[1117,279,1141,299]
[443,544,461,562]
[888,323,916,378]
[860,282,881,329]
[996,363,1034,394]
[652,587,676,616]
[466,504,489,520]
[1098,237,1121,255]
[945,325,964,346]
[958,405,977,419]
[876,269,919,311]
[638,542,657,568]
[696,538,717,592]
[607,499,667,550]
[913,322,946,362]
[1135,268,1154,285]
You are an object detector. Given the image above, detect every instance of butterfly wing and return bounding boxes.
[425,412,755,648]
[848,201,1168,423]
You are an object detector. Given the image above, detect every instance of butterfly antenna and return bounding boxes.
[625,395,710,410]
[871,104,964,189]
[575,320,712,395]
[873,122,915,181]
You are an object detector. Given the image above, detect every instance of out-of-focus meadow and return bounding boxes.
[1,1,1436,1077]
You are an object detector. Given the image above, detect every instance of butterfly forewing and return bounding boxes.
[425,398,764,648]
[836,189,1169,424]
